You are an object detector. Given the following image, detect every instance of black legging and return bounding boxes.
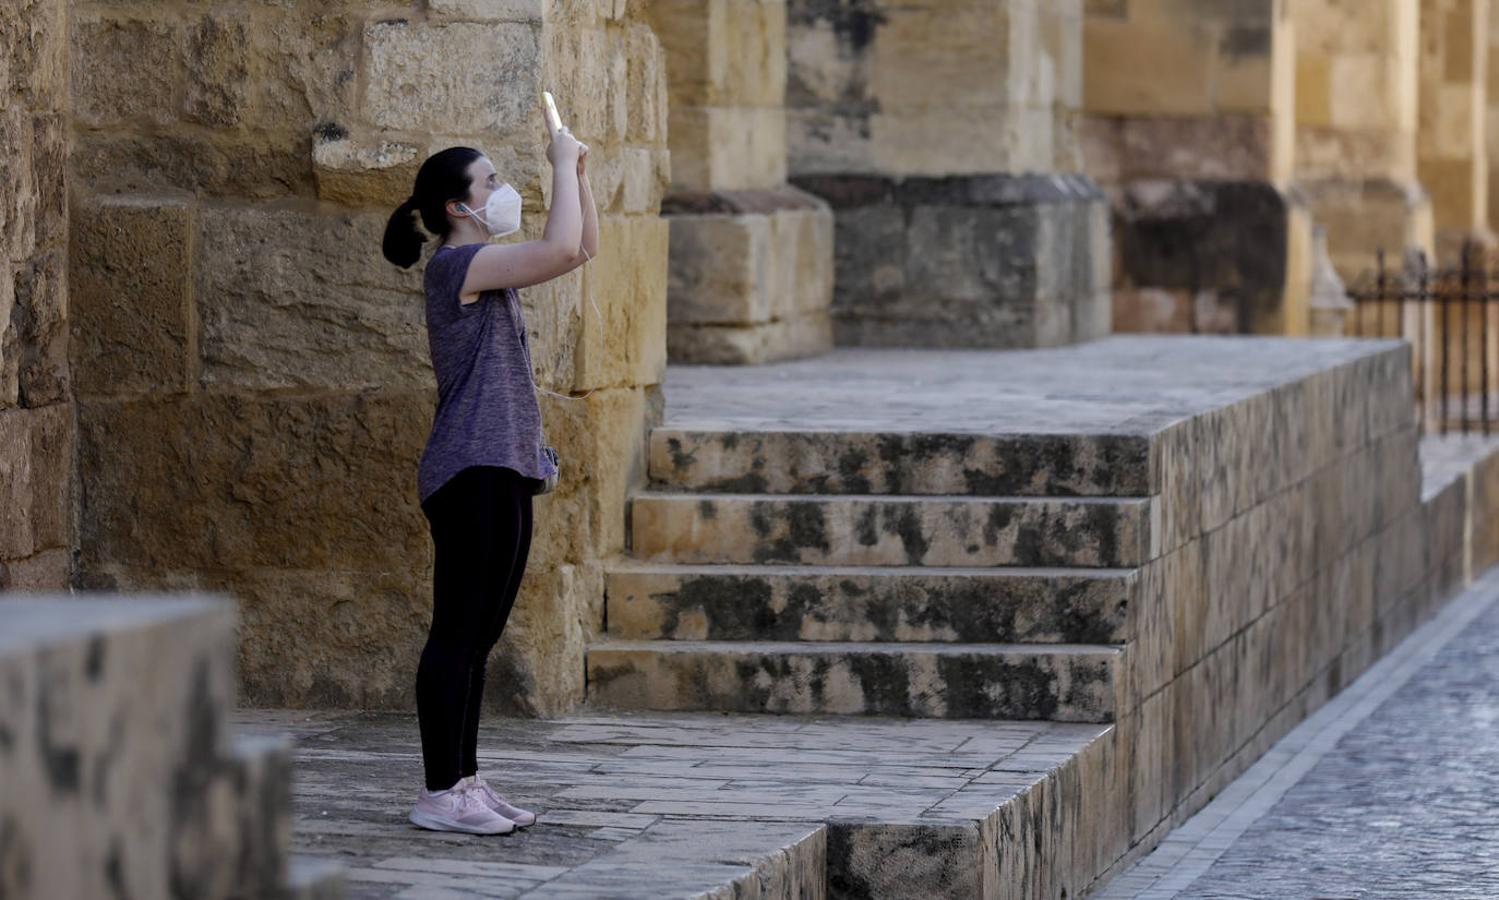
[416,464,535,791]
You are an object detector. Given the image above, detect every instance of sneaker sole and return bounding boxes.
[408,808,514,835]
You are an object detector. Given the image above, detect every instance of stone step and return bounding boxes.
[604,562,1135,644]
[586,639,1121,721]
[628,492,1153,568]
[281,855,346,899]
[649,427,1152,497]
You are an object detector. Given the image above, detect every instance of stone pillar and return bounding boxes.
[0,0,73,592]
[68,0,670,716]
[785,0,1111,348]
[647,0,835,364]
[1418,0,1492,259]
[1291,0,1435,280]
[1082,0,1315,335]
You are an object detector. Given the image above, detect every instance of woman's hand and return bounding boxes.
[546,125,583,168]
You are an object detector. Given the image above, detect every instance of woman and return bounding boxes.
[380,107,597,835]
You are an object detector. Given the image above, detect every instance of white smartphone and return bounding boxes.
[542,91,564,132]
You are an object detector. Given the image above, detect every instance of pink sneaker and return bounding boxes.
[460,774,537,827]
[408,781,515,835]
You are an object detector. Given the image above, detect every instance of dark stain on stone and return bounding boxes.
[753,502,831,563]
[698,498,718,521]
[708,470,770,493]
[36,673,79,795]
[0,815,32,896]
[939,656,1060,719]
[721,432,739,450]
[790,0,886,53]
[847,652,913,715]
[85,636,105,682]
[1088,503,1121,566]
[105,839,126,899]
[854,505,879,547]
[1219,24,1270,60]
[169,656,227,899]
[888,504,930,565]
[666,436,696,473]
[836,445,873,493]
[662,576,776,640]
[311,120,347,142]
[983,503,1014,548]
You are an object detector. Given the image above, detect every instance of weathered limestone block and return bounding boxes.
[0,547,71,591]
[587,639,1122,720]
[493,560,601,716]
[19,401,71,558]
[787,0,1079,177]
[662,186,834,363]
[77,392,432,575]
[791,172,1110,348]
[648,0,788,192]
[629,493,1153,568]
[1298,176,1435,279]
[571,215,669,389]
[71,130,316,200]
[311,136,422,208]
[195,204,428,391]
[13,248,68,407]
[71,16,184,128]
[0,595,298,900]
[1109,180,1296,334]
[1084,0,1304,335]
[604,565,1133,644]
[1,105,36,265]
[362,20,540,133]
[646,428,1154,497]
[69,196,193,399]
[1418,0,1491,253]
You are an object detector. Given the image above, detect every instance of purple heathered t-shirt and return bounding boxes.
[417,242,558,505]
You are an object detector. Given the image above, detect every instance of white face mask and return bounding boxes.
[460,183,521,238]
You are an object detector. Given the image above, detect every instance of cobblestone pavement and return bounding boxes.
[1101,566,1499,899]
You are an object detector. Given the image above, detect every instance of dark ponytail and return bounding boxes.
[381,146,485,268]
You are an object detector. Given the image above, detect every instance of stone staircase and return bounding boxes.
[587,428,1149,723]
[0,595,344,900]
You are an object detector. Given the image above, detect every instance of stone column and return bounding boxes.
[647,0,835,364]
[1418,0,1492,259]
[1291,0,1435,280]
[67,0,670,716]
[0,0,72,592]
[1082,0,1315,335]
[785,0,1111,348]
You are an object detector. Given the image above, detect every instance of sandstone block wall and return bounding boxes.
[0,0,74,593]
[1082,0,1312,336]
[786,0,1111,348]
[1418,0,1491,254]
[1293,0,1436,277]
[67,0,671,716]
[647,0,836,364]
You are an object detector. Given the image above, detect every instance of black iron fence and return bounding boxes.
[1345,242,1498,436]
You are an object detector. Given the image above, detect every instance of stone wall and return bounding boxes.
[1418,0,1491,256]
[1292,0,1436,278]
[0,0,74,593]
[1082,0,1313,336]
[67,0,670,716]
[648,0,836,365]
[785,0,1111,348]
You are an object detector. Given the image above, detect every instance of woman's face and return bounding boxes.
[447,155,507,223]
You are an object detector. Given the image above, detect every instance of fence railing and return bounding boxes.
[1344,242,1498,436]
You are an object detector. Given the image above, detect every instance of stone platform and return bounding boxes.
[231,707,1108,899]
